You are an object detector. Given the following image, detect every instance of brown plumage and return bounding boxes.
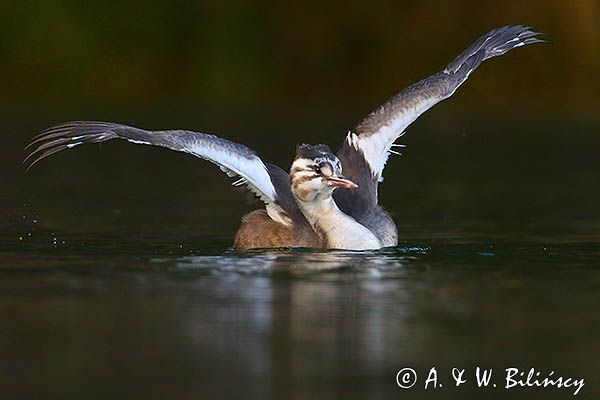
[233,210,321,249]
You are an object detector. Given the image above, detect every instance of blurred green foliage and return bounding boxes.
[0,0,598,118]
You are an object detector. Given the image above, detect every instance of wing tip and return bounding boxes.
[23,121,120,171]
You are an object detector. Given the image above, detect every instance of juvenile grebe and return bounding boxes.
[25,26,543,250]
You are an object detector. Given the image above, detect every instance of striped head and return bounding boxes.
[290,144,358,202]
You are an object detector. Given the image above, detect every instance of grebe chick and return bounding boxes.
[25,26,543,250]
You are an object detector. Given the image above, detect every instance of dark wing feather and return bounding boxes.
[25,121,301,222]
[339,25,544,197]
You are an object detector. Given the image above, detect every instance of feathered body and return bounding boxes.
[25,26,543,250]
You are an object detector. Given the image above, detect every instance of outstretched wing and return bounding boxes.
[340,25,543,187]
[25,121,296,223]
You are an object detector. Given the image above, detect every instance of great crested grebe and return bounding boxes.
[25,26,542,250]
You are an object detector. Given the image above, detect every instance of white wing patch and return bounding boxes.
[183,142,278,204]
[347,95,438,179]
[181,138,293,224]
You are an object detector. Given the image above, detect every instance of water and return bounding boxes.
[1,112,599,399]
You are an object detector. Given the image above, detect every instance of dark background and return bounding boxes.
[1,0,599,233]
[1,0,599,114]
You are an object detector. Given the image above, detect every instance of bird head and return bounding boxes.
[290,144,358,202]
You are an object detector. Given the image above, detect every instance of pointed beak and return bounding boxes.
[324,174,358,189]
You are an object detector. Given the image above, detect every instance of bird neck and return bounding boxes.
[295,192,381,250]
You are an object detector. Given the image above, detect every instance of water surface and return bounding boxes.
[1,113,599,399]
